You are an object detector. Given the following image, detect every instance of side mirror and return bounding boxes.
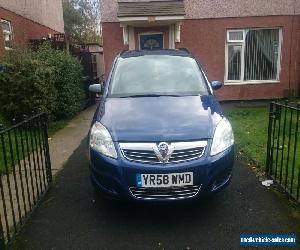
[211,81,223,91]
[89,84,102,93]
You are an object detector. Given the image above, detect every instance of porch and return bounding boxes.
[117,1,185,50]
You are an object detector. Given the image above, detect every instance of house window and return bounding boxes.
[1,19,13,49]
[225,28,281,84]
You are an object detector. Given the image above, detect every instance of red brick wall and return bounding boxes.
[0,7,59,55]
[294,17,300,97]
[102,15,300,100]
[102,22,128,78]
[177,16,299,100]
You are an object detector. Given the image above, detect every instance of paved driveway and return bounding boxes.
[13,139,299,250]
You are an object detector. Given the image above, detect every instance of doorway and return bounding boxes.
[139,33,164,50]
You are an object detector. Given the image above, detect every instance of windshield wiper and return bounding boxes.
[118,94,182,98]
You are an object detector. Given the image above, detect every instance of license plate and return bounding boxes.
[136,172,193,188]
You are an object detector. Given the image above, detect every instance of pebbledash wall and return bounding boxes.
[101,0,300,100]
[0,0,64,54]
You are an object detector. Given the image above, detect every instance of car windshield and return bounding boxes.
[108,55,209,97]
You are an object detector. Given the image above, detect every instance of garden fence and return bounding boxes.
[266,101,300,204]
[0,113,52,249]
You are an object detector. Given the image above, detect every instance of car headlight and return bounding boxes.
[210,118,234,156]
[90,122,117,159]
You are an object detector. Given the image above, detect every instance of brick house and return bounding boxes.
[0,0,64,53]
[101,0,300,100]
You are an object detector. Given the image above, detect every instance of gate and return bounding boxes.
[0,113,52,248]
[266,101,300,203]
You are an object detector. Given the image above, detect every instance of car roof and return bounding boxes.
[119,49,192,59]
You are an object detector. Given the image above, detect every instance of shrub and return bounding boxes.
[35,45,85,119]
[0,113,8,127]
[0,49,57,120]
[0,44,85,121]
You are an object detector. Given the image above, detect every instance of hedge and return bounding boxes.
[35,45,85,119]
[0,44,85,121]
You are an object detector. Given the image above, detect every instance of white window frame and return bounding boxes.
[1,19,13,50]
[224,27,282,85]
[227,29,245,43]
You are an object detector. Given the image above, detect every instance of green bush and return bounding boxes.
[0,44,85,121]
[35,45,85,119]
[0,49,57,120]
[0,113,8,127]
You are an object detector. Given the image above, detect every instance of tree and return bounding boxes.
[63,0,102,44]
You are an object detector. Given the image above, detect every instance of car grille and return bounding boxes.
[129,185,201,200]
[120,141,206,164]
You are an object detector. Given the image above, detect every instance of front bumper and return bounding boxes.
[89,143,234,202]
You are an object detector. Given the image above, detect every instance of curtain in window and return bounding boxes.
[244,29,279,81]
[227,45,242,80]
[1,22,10,32]
[1,20,13,48]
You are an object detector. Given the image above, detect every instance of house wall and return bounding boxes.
[294,17,300,96]
[101,0,299,23]
[185,0,299,19]
[0,0,64,33]
[101,0,300,99]
[0,7,58,54]
[176,16,299,100]
[102,15,300,100]
[288,15,300,97]
[102,23,128,75]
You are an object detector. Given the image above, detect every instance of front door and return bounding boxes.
[139,33,163,50]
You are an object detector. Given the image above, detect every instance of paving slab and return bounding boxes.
[49,105,96,175]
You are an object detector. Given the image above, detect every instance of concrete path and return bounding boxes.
[0,106,96,244]
[49,105,96,175]
[12,141,300,249]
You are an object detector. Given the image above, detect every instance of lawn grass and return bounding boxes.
[0,116,67,174]
[225,106,269,167]
[225,105,300,199]
[48,120,67,137]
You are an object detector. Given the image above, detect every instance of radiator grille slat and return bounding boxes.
[122,146,205,164]
[129,185,201,200]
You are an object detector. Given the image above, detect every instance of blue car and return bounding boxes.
[88,49,234,202]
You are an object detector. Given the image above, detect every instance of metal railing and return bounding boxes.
[266,101,300,203]
[0,113,52,248]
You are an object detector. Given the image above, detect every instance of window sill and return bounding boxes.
[224,80,280,86]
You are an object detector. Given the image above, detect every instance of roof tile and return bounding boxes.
[118,1,185,17]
